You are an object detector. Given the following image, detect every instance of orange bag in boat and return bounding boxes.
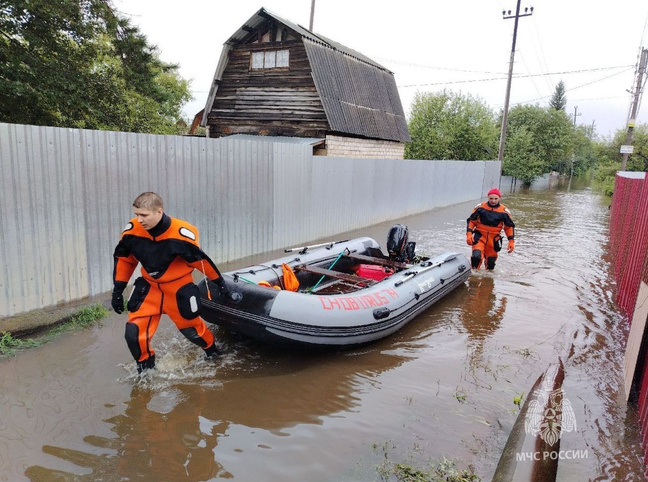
[282,263,299,292]
[258,281,281,290]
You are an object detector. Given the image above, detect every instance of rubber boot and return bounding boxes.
[471,250,482,269]
[204,343,220,359]
[486,257,497,270]
[137,355,156,373]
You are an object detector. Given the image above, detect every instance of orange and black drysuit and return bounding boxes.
[113,213,223,372]
[466,201,515,270]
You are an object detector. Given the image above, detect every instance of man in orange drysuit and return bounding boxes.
[466,188,515,270]
[111,192,236,373]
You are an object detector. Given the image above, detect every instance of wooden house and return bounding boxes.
[201,8,411,159]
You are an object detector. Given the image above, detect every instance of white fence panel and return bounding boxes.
[0,123,499,317]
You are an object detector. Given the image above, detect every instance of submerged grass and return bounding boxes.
[373,441,481,482]
[0,303,108,357]
[49,303,109,334]
[379,458,481,482]
[0,331,41,355]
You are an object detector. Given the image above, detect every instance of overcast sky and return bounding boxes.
[114,0,648,139]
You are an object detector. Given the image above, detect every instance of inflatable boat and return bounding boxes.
[198,225,471,347]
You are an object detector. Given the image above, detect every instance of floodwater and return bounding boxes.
[0,180,644,481]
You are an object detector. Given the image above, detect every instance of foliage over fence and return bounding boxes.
[0,0,190,133]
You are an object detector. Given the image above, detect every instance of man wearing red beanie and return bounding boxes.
[466,188,515,270]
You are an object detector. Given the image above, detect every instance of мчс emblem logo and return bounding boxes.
[524,366,577,446]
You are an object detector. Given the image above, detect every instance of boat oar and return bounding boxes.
[394,253,458,287]
[284,239,350,254]
[284,241,336,254]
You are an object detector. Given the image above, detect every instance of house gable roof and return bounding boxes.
[202,7,411,143]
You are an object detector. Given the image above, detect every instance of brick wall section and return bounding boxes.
[323,135,405,159]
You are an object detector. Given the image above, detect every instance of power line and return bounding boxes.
[380,56,632,77]
[529,15,554,94]
[398,65,633,89]
[519,50,545,100]
[516,67,634,104]
[376,59,508,75]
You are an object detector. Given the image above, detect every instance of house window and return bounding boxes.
[276,50,289,67]
[251,50,290,70]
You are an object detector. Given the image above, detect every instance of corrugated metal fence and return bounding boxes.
[0,122,499,317]
[609,172,648,317]
[609,171,648,473]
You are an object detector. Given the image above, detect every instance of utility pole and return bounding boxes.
[309,0,316,30]
[497,1,533,163]
[571,106,581,126]
[621,48,648,171]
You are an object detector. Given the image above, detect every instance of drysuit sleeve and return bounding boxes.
[113,241,138,285]
[502,208,515,239]
[467,207,480,232]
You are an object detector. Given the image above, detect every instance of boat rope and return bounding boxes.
[260,264,284,289]
[374,269,465,319]
[233,275,257,284]
[231,257,303,276]
[200,259,213,300]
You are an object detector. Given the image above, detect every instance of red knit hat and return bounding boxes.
[488,188,502,197]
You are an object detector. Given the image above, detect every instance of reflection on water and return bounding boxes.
[0,179,645,481]
[460,273,507,342]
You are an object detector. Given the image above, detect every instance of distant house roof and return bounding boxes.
[202,8,410,143]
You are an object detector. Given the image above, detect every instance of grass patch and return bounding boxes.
[379,457,480,482]
[0,331,42,355]
[53,303,109,332]
[0,303,108,356]
[373,442,480,482]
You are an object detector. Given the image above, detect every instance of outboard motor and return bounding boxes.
[387,224,416,263]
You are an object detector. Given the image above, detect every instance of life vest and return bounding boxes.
[467,201,515,238]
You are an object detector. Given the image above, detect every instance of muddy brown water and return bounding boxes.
[0,180,644,481]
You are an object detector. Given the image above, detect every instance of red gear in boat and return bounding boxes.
[466,200,515,270]
[113,213,223,372]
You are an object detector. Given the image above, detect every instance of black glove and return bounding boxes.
[212,277,242,303]
[111,282,127,314]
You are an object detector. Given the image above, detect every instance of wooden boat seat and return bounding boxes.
[294,264,373,284]
[343,252,412,269]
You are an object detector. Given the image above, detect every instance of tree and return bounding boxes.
[549,80,567,111]
[405,90,499,161]
[0,0,190,133]
[571,125,598,176]
[502,105,575,185]
[502,125,545,184]
[594,123,648,191]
